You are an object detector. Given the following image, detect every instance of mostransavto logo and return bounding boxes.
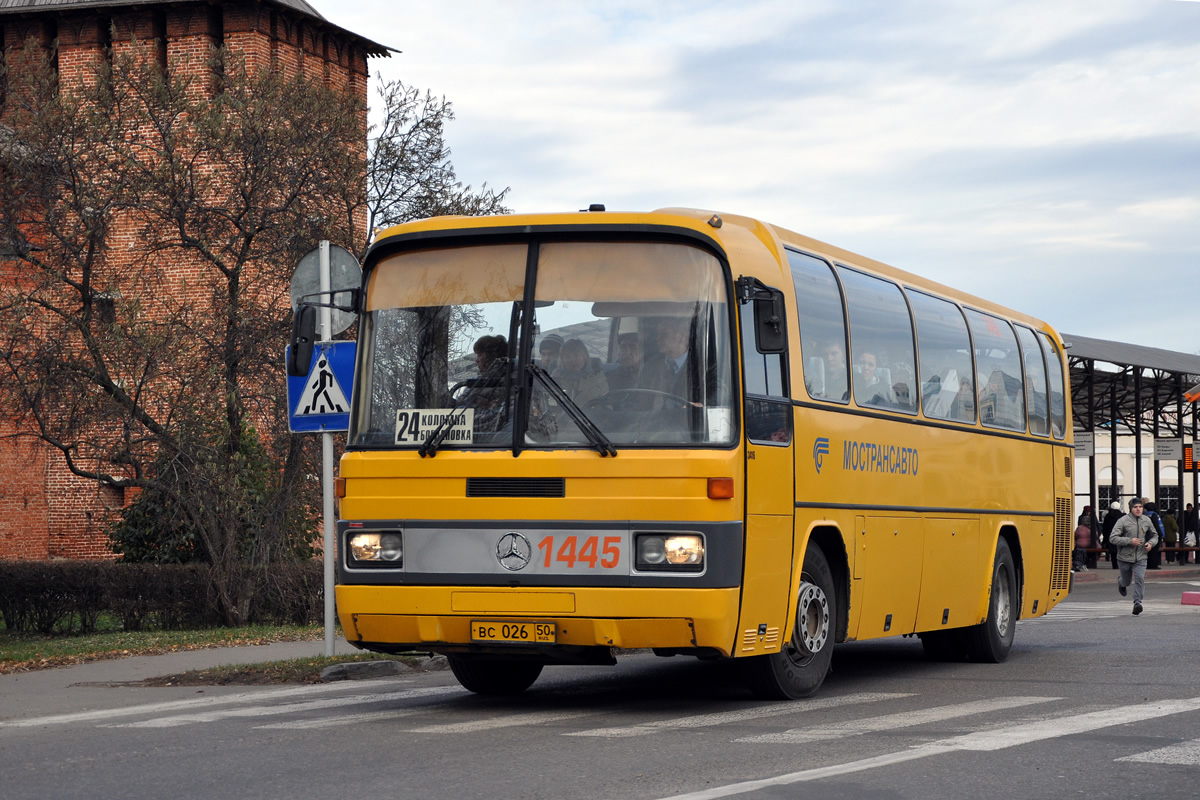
[813,437,830,474]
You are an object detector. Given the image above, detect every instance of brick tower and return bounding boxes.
[0,1,388,560]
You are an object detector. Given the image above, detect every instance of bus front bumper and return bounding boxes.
[336,585,741,657]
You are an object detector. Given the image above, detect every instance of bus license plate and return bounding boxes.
[471,621,556,644]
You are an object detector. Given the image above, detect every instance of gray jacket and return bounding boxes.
[1108,513,1159,563]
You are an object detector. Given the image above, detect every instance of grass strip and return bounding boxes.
[143,653,433,686]
[0,624,324,674]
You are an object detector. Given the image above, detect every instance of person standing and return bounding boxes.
[1162,506,1179,564]
[1109,497,1158,615]
[1101,501,1122,568]
[1184,503,1199,565]
[1073,516,1091,572]
[1078,505,1098,568]
[1144,500,1165,570]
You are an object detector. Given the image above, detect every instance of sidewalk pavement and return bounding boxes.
[1071,559,1200,584]
[0,638,341,722]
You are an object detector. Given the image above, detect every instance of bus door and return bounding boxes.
[735,283,795,655]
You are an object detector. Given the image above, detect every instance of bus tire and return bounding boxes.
[447,656,544,695]
[742,545,836,700]
[963,538,1017,663]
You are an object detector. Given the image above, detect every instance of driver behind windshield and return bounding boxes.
[606,332,643,393]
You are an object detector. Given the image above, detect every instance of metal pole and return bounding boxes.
[320,241,336,658]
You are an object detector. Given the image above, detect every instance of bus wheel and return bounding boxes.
[742,546,835,700]
[447,656,544,695]
[964,538,1017,663]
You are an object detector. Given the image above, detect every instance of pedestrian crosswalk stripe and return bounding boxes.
[407,709,597,734]
[1117,738,1200,765]
[99,685,460,728]
[0,679,397,729]
[661,696,1200,799]
[737,696,1059,744]
[256,705,453,730]
[566,692,910,738]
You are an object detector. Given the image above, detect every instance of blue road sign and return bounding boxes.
[287,341,356,433]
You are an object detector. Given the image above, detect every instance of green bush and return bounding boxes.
[0,560,323,633]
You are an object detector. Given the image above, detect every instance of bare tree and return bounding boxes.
[359,77,511,259]
[0,43,364,623]
[0,42,512,624]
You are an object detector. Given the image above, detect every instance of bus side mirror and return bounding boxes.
[288,304,317,377]
[754,290,787,354]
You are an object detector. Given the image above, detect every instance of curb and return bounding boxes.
[1072,565,1200,584]
[319,655,448,682]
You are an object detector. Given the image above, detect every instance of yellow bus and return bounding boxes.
[292,206,1073,698]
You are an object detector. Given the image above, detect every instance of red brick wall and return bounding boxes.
[0,1,373,561]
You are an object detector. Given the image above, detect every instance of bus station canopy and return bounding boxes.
[1063,331,1200,438]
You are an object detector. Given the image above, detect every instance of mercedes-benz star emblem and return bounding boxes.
[496,532,532,571]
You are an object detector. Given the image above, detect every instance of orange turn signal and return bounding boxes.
[334,477,346,498]
[707,477,734,499]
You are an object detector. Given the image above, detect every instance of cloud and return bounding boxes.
[318,0,1200,349]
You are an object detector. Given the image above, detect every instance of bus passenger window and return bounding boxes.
[746,398,791,444]
[1038,331,1067,439]
[838,266,917,414]
[787,250,849,404]
[967,309,1025,432]
[908,289,975,424]
[1016,325,1049,436]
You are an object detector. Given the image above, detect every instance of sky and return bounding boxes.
[318,0,1200,354]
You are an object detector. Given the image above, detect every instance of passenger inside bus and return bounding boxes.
[821,341,849,401]
[853,349,893,406]
[551,338,608,407]
[467,334,511,433]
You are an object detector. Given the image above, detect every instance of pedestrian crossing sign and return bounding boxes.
[286,341,356,433]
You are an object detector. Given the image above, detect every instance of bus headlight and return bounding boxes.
[635,533,704,572]
[348,531,403,565]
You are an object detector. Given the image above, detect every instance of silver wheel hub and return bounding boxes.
[794,580,830,655]
[994,565,1012,635]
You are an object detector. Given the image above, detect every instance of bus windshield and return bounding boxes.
[350,240,736,449]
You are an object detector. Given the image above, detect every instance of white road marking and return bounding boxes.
[934,697,1200,751]
[0,679,400,729]
[737,696,1059,744]
[406,709,597,733]
[256,704,454,730]
[1021,600,1196,624]
[660,696,1200,799]
[566,693,911,738]
[1117,738,1200,765]
[99,686,462,728]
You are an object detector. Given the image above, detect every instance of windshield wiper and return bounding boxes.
[527,363,617,457]
[419,358,510,457]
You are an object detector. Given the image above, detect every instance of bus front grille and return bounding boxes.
[466,477,566,498]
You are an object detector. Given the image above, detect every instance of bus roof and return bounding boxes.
[371,207,1059,339]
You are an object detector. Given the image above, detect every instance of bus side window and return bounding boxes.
[907,289,975,424]
[967,310,1025,433]
[787,250,848,404]
[741,302,790,444]
[838,266,917,415]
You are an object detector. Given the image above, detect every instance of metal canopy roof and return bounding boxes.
[1062,332,1200,378]
[1063,331,1200,438]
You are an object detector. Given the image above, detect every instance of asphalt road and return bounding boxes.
[3,572,1199,800]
